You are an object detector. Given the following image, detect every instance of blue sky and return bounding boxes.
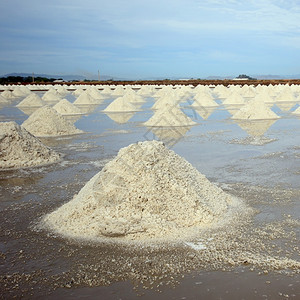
[0,0,299,79]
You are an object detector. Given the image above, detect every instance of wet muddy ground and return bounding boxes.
[0,89,299,299]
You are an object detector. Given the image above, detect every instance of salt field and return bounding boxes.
[0,83,299,299]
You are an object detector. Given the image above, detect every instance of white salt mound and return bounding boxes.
[232,98,280,120]
[53,99,82,115]
[42,90,62,102]
[1,90,15,99]
[41,141,243,241]
[223,92,245,105]
[145,103,196,127]
[191,94,218,107]
[22,106,83,137]
[103,96,140,112]
[0,121,60,170]
[17,93,44,107]
[73,91,99,105]
[0,95,9,104]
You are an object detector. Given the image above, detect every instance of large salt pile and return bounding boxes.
[232,98,279,120]
[0,121,60,170]
[103,96,140,112]
[16,93,44,107]
[22,106,83,137]
[41,141,243,241]
[145,103,196,127]
[53,99,82,115]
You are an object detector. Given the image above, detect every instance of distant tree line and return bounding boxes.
[236,74,257,80]
[0,76,63,84]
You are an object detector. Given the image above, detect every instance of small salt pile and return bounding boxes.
[0,121,60,170]
[275,89,296,102]
[86,87,105,101]
[1,90,15,99]
[111,86,125,96]
[41,140,243,241]
[53,99,82,115]
[241,85,256,98]
[16,93,44,107]
[73,91,99,105]
[232,98,279,120]
[55,86,69,97]
[223,91,245,105]
[122,91,146,104]
[73,87,85,97]
[22,106,83,137]
[12,86,31,97]
[192,93,218,107]
[145,103,196,127]
[42,90,62,102]
[101,86,112,94]
[103,96,140,112]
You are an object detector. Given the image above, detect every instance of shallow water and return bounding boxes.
[0,89,299,299]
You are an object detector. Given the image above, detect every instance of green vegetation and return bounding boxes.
[236,74,257,80]
[0,76,62,84]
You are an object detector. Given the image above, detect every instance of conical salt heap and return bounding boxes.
[41,140,242,241]
[16,93,44,107]
[1,90,15,99]
[223,91,245,105]
[145,103,196,127]
[86,87,105,101]
[42,90,62,102]
[53,99,82,115]
[103,96,140,112]
[151,95,180,110]
[0,121,60,170]
[73,90,99,105]
[192,93,218,107]
[12,86,31,97]
[22,106,83,137]
[232,98,280,120]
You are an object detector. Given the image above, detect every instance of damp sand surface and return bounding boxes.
[0,90,299,299]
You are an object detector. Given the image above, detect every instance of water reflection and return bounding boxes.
[104,112,135,124]
[192,106,217,120]
[235,119,277,137]
[145,126,192,147]
[17,107,40,116]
